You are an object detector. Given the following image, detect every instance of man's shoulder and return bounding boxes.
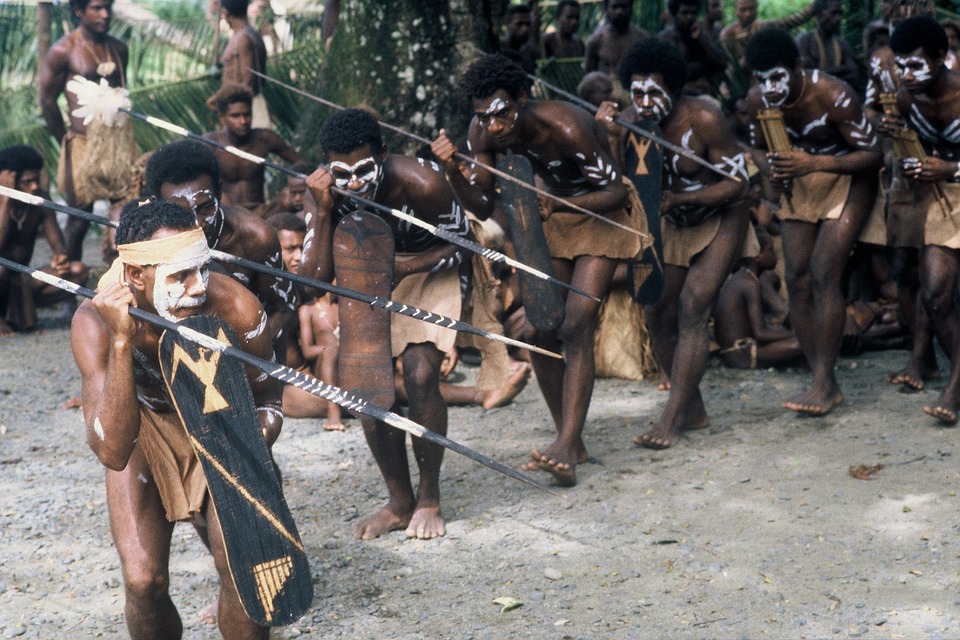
[384,155,452,201]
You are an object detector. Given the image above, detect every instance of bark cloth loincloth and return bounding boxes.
[776,171,850,224]
[137,406,208,522]
[390,256,461,358]
[887,177,960,249]
[662,207,759,267]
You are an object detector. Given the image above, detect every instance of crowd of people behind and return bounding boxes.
[6,0,960,635]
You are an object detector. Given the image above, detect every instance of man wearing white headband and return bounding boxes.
[71,201,280,639]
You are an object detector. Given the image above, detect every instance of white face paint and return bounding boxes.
[152,255,209,322]
[485,97,508,115]
[631,77,674,123]
[328,157,382,194]
[894,55,933,85]
[753,66,792,107]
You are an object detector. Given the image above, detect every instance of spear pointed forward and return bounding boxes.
[0,255,565,497]
[0,184,561,359]
[118,106,601,303]
[249,68,649,239]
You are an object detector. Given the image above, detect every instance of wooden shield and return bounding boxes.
[333,211,396,415]
[496,154,565,331]
[624,121,664,305]
[159,315,312,627]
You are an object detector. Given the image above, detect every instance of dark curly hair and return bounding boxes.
[745,28,800,72]
[212,83,254,115]
[0,145,44,181]
[266,212,306,233]
[116,201,198,245]
[618,38,688,96]
[318,108,383,159]
[891,16,947,59]
[458,54,529,101]
[220,0,249,19]
[145,140,221,198]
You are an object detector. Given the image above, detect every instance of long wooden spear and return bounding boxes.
[248,68,649,238]
[0,256,564,497]
[119,107,601,303]
[0,184,560,359]
[529,74,746,184]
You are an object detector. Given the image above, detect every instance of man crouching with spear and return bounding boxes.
[71,201,280,639]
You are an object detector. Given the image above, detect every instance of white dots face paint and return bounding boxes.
[485,97,508,115]
[753,66,792,108]
[93,417,105,441]
[630,77,674,123]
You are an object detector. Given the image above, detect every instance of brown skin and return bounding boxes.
[714,264,803,369]
[219,12,267,96]
[0,168,86,335]
[273,227,344,428]
[71,232,278,640]
[747,63,882,415]
[202,100,303,206]
[542,4,585,59]
[585,0,647,74]
[432,89,628,484]
[157,173,296,348]
[879,48,960,422]
[598,72,750,449]
[300,146,462,539]
[37,0,128,260]
[796,2,858,86]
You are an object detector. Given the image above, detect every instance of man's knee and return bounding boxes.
[557,311,596,346]
[402,348,442,393]
[123,570,171,604]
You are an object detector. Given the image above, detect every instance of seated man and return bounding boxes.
[203,83,303,208]
[714,227,803,369]
[266,212,344,430]
[71,201,280,638]
[0,145,87,335]
[259,161,316,220]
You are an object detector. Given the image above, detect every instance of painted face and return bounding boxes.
[147,246,210,323]
[753,66,792,107]
[159,175,223,247]
[630,74,674,123]
[221,101,252,139]
[277,229,304,271]
[895,48,938,93]
[327,146,383,195]
[473,89,523,147]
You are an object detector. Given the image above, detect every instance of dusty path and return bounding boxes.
[1,239,959,639]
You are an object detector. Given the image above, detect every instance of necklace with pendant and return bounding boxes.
[81,35,118,79]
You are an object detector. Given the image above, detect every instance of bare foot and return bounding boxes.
[633,423,681,449]
[352,503,412,541]
[887,363,939,391]
[0,320,15,337]
[923,403,958,425]
[529,449,577,487]
[199,601,218,625]
[783,386,843,415]
[323,419,345,431]
[481,362,531,410]
[405,503,446,539]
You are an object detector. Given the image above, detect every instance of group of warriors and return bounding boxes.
[5,0,960,635]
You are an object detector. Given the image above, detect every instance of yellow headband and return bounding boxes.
[118,228,209,267]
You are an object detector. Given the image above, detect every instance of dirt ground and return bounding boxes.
[2,236,960,639]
